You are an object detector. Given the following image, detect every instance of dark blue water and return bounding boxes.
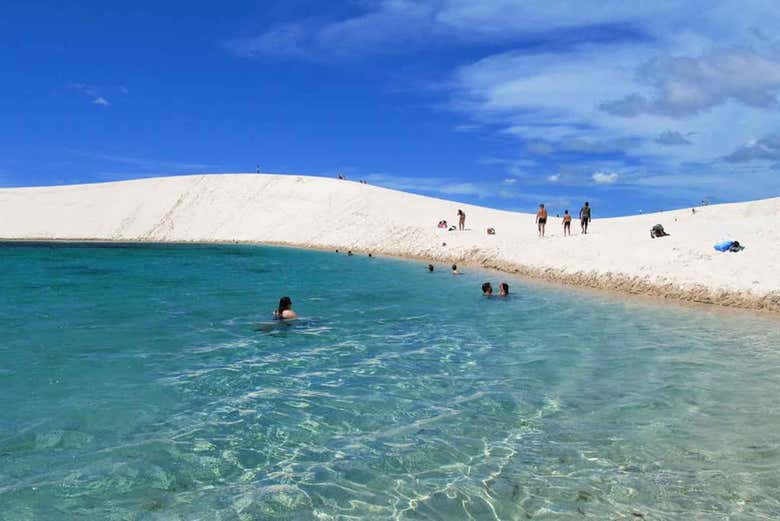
[1,243,779,520]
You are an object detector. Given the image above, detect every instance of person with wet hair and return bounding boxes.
[273,296,298,320]
[427,264,434,272]
[481,282,493,296]
[498,282,509,296]
[451,264,462,275]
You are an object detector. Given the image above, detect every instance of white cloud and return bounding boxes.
[592,171,619,184]
[600,49,780,118]
[447,9,780,189]
[438,182,484,196]
[503,177,516,184]
[547,174,560,182]
[725,134,780,162]
[69,83,111,107]
[227,1,699,60]
[655,130,692,146]
[227,0,780,202]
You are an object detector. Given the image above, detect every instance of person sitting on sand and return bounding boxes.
[562,210,572,236]
[451,264,462,275]
[457,209,466,231]
[273,296,298,320]
[650,224,670,238]
[482,282,493,296]
[438,220,448,229]
[487,227,496,235]
[536,204,548,237]
[498,282,509,296]
[579,202,591,234]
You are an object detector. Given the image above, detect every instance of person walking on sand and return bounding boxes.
[579,202,591,234]
[562,210,572,236]
[457,209,466,231]
[536,204,548,237]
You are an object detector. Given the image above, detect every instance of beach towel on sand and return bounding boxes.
[714,240,745,252]
[714,240,733,252]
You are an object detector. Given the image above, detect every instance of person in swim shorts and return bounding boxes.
[579,202,591,234]
[536,204,548,237]
[562,210,572,236]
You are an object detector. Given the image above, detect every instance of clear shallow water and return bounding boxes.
[1,243,779,521]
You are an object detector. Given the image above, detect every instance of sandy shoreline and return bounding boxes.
[1,173,779,313]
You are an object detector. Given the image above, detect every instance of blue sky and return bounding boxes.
[3,1,780,215]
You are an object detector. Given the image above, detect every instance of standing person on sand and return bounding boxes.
[457,209,466,231]
[536,204,548,237]
[562,210,572,236]
[579,202,591,234]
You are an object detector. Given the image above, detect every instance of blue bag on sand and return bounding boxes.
[714,240,734,252]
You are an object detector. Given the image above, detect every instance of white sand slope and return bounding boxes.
[1,173,779,311]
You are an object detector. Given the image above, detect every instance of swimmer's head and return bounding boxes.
[499,282,509,295]
[451,264,457,271]
[481,282,493,295]
[427,264,434,272]
[278,296,292,313]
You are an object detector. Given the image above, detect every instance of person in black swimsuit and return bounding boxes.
[579,202,591,234]
[536,204,548,237]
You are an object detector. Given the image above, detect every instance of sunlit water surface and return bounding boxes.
[1,243,779,520]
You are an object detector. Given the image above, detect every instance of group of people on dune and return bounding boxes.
[535,201,592,238]
[440,203,592,239]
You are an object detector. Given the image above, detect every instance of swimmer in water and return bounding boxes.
[273,296,298,320]
[498,282,509,296]
[481,282,493,296]
[427,264,434,272]
[451,264,462,275]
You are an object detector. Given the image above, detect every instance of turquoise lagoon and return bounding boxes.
[1,243,779,520]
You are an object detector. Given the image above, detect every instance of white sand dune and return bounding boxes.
[1,173,778,312]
